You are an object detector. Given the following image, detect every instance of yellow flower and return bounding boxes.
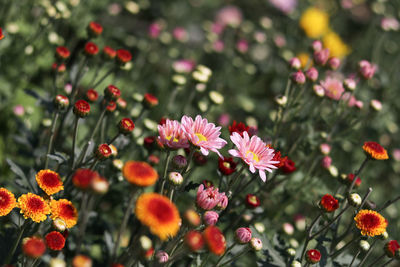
[300,7,330,38]
[323,31,350,58]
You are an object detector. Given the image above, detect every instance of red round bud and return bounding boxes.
[106,101,117,112]
[95,144,112,160]
[0,28,4,40]
[306,249,321,264]
[143,93,159,108]
[245,194,260,208]
[104,85,121,101]
[54,94,69,110]
[85,89,99,103]
[119,118,135,134]
[56,46,70,60]
[88,21,103,37]
[45,231,65,251]
[320,194,339,212]
[116,49,132,64]
[84,42,99,56]
[73,100,90,117]
[185,230,205,252]
[52,62,66,73]
[385,240,400,258]
[103,46,116,59]
[193,151,207,166]
[346,173,362,187]
[280,157,296,174]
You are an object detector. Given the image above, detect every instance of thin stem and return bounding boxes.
[183,148,195,175]
[330,235,361,259]
[44,112,59,169]
[349,250,360,267]
[5,220,28,264]
[108,133,120,145]
[227,165,245,192]
[310,205,350,239]
[92,67,115,89]
[215,243,236,266]
[300,214,322,262]
[357,239,377,266]
[169,188,175,201]
[379,258,394,267]
[378,195,400,212]
[76,194,95,253]
[160,151,171,195]
[71,117,80,169]
[89,158,99,170]
[348,157,369,194]
[218,247,250,267]
[357,188,373,212]
[366,253,385,267]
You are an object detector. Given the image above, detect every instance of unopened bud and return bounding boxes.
[250,237,263,251]
[359,240,370,252]
[171,155,187,170]
[275,95,287,106]
[168,172,183,185]
[286,248,296,257]
[348,193,362,207]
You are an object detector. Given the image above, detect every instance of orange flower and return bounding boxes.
[72,254,92,267]
[22,236,46,258]
[135,193,181,240]
[36,169,64,195]
[203,225,226,256]
[123,161,159,187]
[17,193,51,223]
[354,209,388,237]
[50,199,78,228]
[0,188,16,216]
[362,141,388,160]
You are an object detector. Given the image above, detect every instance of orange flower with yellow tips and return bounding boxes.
[354,209,387,237]
[123,161,159,187]
[50,199,78,228]
[36,169,64,195]
[17,193,50,223]
[0,188,16,216]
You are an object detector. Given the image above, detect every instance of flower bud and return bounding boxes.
[328,57,340,70]
[359,240,370,252]
[216,194,228,210]
[313,49,330,66]
[95,143,112,160]
[140,235,152,250]
[55,46,70,60]
[291,260,302,267]
[104,85,121,101]
[289,57,301,70]
[235,227,252,244]
[359,60,376,80]
[53,218,67,232]
[321,156,332,169]
[91,176,109,194]
[245,194,260,208]
[72,255,92,267]
[54,95,69,110]
[113,159,123,170]
[103,46,116,59]
[286,248,296,257]
[385,240,400,258]
[52,63,66,73]
[312,40,322,52]
[320,194,339,212]
[50,258,66,267]
[306,249,321,264]
[291,71,306,85]
[294,214,306,231]
[22,237,46,259]
[305,67,318,82]
[85,89,99,103]
[344,78,356,91]
[313,85,325,97]
[168,172,183,185]
[348,193,362,207]
[118,118,135,135]
[171,155,187,170]
[185,230,204,252]
[282,223,294,235]
[73,100,90,117]
[106,101,117,113]
[183,209,201,227]
[116,49,132,65]
[143,93,159,108]
[203,211,219,226]
[156,251,169,263]
[84,42,99,56]
[87,21,103,37]
[275,95,287,106]
[380,231,389,240]
[249,237,263,251]
[370,99,382,111]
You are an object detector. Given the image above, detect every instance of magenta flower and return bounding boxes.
[229,131,279,182]
[181,115,227,157]
[196,184,223,210]
[158,119,189,149]
[320,77,345,101]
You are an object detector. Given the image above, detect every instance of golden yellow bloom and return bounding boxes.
[323,31,350,58]
[135,193,181,240]
[354,209,387,237]
[50,199,78,228]
[300,7,330,38]
[0,188,16,216]
[17,193,51,223]
[36,169,64,195]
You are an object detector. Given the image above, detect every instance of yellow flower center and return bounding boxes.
[195,133,207,143]
[223,162,231,168]
[166,136,179,142]
[246,151,259,162]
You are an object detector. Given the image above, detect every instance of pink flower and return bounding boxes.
[196,184,223,210]
[306,67,318,82]
[211,23,225,35]
[314,49,330,66]
[216,6,243,27]
[320,143,331,155]
[181,115,227,157]
[213,40,225,52]
[289,57,301,70]
[218,113,230,126]
[156,251,169,263]
[291,71,306,84]
[158,119,189,149]
[173,27,188,42]
[328,57,341,70]
[216,194,228,210]
[320,77,345,100]
[172,59,195,73]
[273,34,286,47]
[13,105,25,116]
[359,60,377,80]
[321,156,332,169]
[268,0,297,14]
[203,211,219,225]
[229,131,279,182]
[236,39,249,53]
[235,227,252,244]
[312,40,323,52]
[381,17,400,31]
[148,22,162,38]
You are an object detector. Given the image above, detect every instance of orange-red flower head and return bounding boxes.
[72,255,92,267]
[118,118,135,135]
[73,100,91,118]
[17,193,51,223]
[22,236,46,258]
[185,230,204,252]
[45,231,65,250]
[88,21,103,37]
[123,161,159,187]
[135,193,181,240]
[0,188,16,216]
[0,28,4,40]
[116,49,132,64]
[56,46,70,60]
[320,194,339,212]
[72,169,99,190]
[50,199,78,228]
[84,42,99,56]
[36,169,64,195]
[354,209,388,237]
[363,141,389,160]
[203,225,226,256]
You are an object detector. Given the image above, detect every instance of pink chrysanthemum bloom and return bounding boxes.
[181,115,227,157]
[320,77,345,101]
[158,119,189,149]
[229,132,278,182]
[196,184,223,210]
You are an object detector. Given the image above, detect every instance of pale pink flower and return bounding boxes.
[320,77,344,100]
[314,49,330,66]
[158,119,189,149]
[328,57,341,70]
[213,40,225,52]
[381,17,400,31]
[312,40,322,52]
[218,113,230,126]
[196,184,223,210]
[342,92,357,107]
[236,39,249,53]
[359,60,377,80]
[274,34,286,47]
[392,149,400,161]
[148,22,162,39]
[229,131,279,182]
[13,105,25,116]
[289,57,301,70]
[269,0,297,14]
[370,99,382,111]
[216,5,243,27]
[172,59,195,73]
[211,22,225,35]
[320,143,331,155]
[203,211,219,225]
[156,251,169,263]
[216,193,228,210]
[173,27,188,42]
[181,115,227,157]
[321,156,332,169]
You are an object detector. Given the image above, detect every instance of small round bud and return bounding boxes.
[22,237,46,259]
[203,211,219,226]
[172,155,187,170]
[250,237,263,251]
[321,156,332,169]
[52,63,66,73]
[320,194,339,212]
[184,230,204,252]
[116,49,132,65]
[55,46,70,60]
[291,260,302,267]
[313,49,330,66]
[254,222,265,233]
[282,223,295,235]
[53,218,67,232]
[286,248,296,257]
[359,240,370,252]
[275,95,287,106]
[143,93,159,108]
[91,176,109,194]
[245,194,260,208]
[385,240,400,258]
[88,21,103,37]
[294,214,306,231]
[305,67,318,82]
[291,71,306,85]
[84,42,99,56]
[72,255,92,267]
[328,57,341,70]
[106,101,117,113]
[348,193,362,207]
[370,99,382,111]
[235,227,252,244]
[104,85,121,101]
[313,85,325,97]
[344,78,356,91]
[380,231,389,240]
[215,194,228,210]
[117,98,127,109]
[73,100,90,117]
[85,89,99,103]
[289,57,301,70]
[320,143,331,155]
[95,143,112,160]
[156,251,169,263]
[54,95,69,110]
[312,40,322,52]
[306,249,321,264]
[168,172,183,185]
[183,209,201,227]
[113,159,123,170]
[139,235,152,250]
[103,46,116,59]
[118,118,135,135]
[50,258,66,267]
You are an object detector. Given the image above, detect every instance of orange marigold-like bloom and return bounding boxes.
[17,193,50,223]
[45,231,65,250]
[362,141,388,160]
[36,169,64,195]
[135,193,181,240]
[0,188,16,216]
[22,236,46,258]
[203,225,226,256]
[123,161,159,187]
[50,199,78,228]
[354,209,388,237]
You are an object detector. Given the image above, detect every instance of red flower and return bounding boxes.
[320,194,339,212]
[119,118,135,135]
[193,151,207,166]
[363,141,388,160]
[185,230,204,252]
[104,85,121,101]
[218,157,237,175]
[45,231,65,250]
[54,94,69,110]
[116,49,132,64]
[159,117,167,126]
[306,249,321,264]
[229,121,250,137]
[88,21,103,36]
[95,144,112,160]
[346,173,361,187]
[103,46,116,59]
[72,169,99,190]
[143,93,159,108]
[202,180,214,188]
[385,240,400,258]
[22,237,46,258]
[84,42,99,56]
[0,28,4,40]
[85,89,99,102]
[245,194,260,208]
[52,62,66,73]
[73,100,90,117]
[56,46,70,60]
[106,101,117,112]
[280,157,296,174]
[266,145,284,168]
[203,226,226,256]
[144,136,156,150]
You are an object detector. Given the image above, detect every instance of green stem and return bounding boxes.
[300,214,322,262]
[44,112,60,169]
[160,151,171,195]
[218,247,250,267]
[379,258,394,267]
[357,238,377,266]
[366,253,385,267]
[378,195,400,212]
[215,243,236,266]
[71,117,80,169]
[349,250,360,267]
[92,67,115,89]
[310,205,350,239]
[5,220,28,264]
[330,235,361,259]
[348,157,369,194]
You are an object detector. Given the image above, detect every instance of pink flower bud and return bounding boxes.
[328,57,341,70]
[344,78,356,91]
[313,49,330,66]
[291,71,306,84]
[216,193,228,210]
[236,39,249,53]
[312,40,323,52]
[305,67,318,81]
[156,251,169,263]
[148,23,162,39]
[196,185,223,210]
[355,100,363,109]
[320,143,331,155]
[370,99,382,111]
[289,57,301,70]
[213,40,225,52]
[203,211,219,226]
[313,85,325,97]
[359,60,377,80]
[321,156,332,169]
[235,227,252,244]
